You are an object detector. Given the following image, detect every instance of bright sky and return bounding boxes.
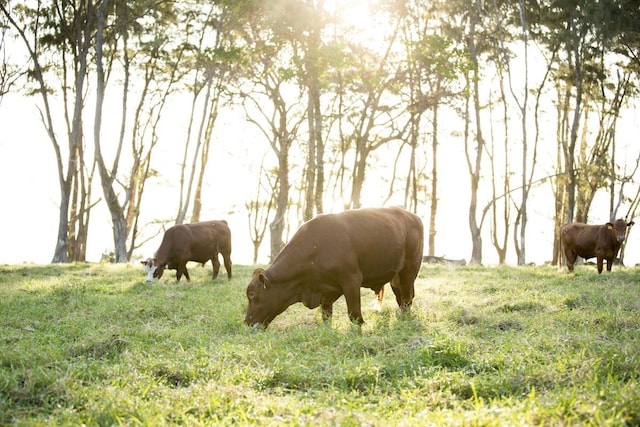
[4,90,635,268]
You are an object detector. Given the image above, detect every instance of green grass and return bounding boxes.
[1,262,640,426]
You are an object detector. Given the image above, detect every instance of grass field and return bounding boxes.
[1,262,639,426]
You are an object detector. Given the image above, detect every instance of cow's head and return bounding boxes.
[244,268,289,329]
[609,219,634,243]
[141,258,163,282]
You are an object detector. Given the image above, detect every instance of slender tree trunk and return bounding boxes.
[516,0,529,265]
[566,9,583,224]
[192,93,219,223]
[53,1,91,262]
[402,115,419,213]
[93,0,128,262]
[428,106,439,257]
[304,86,318,221]
[177,78,211,225]
[349,142,369,210]
[314,91,325,215]
[270,148,289,261]
[466,9,484,265]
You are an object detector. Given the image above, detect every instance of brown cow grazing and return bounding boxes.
[244,207,424,328]
[560,218,634,273]
[142,220,232,282]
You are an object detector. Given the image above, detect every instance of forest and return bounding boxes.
[1,0,640,266]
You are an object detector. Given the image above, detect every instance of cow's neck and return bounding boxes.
[266,260,303,285]
[154,246,170,267]
[266,243,312,282]
[266,257,314,298]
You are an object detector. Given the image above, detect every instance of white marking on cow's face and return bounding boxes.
[142,258,158,282]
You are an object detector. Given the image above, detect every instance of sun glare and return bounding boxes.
[324,0,387,45]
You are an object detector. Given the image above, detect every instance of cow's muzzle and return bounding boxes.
[245,313,270,329]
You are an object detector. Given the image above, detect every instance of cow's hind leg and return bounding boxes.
[373,286,384,311]
[390,271,416,311]
[211,253,221,279]
[222,253,232,279]
[564,249,577,272]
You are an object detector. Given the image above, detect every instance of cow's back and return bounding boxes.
[157,221,226,262]
[184,221,230,261]
[339,207,422,276]
[277,207,423,286]
[562,222,591,243]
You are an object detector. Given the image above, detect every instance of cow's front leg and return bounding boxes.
[597,257,604,274]
[564,249,577,272]
[321,303,333,323]
[178,264,190,281]
[343,286,364,325]
[320,293,341,324]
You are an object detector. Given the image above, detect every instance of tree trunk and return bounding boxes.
[303,86,318,221]
[52,195,71,263]
[466,9,484,265]
[192,96,218,223]
[566,9,583,224]
[270,149,289,261]
[349,142,369,210]
[428,107,439,257]
[94,0,128,263]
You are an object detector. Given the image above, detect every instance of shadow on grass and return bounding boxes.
[251,311,496,395]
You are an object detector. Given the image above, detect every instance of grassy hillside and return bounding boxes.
[1,263,639,426]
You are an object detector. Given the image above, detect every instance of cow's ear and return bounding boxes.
[628,221,635,227]
[258,272,269,289]
[607,223,614,230]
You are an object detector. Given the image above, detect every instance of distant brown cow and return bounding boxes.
[244,207,424,328]
[560,218,633,273]
[142,220,232,282]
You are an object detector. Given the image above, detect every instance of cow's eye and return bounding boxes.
[247,291,255,300]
